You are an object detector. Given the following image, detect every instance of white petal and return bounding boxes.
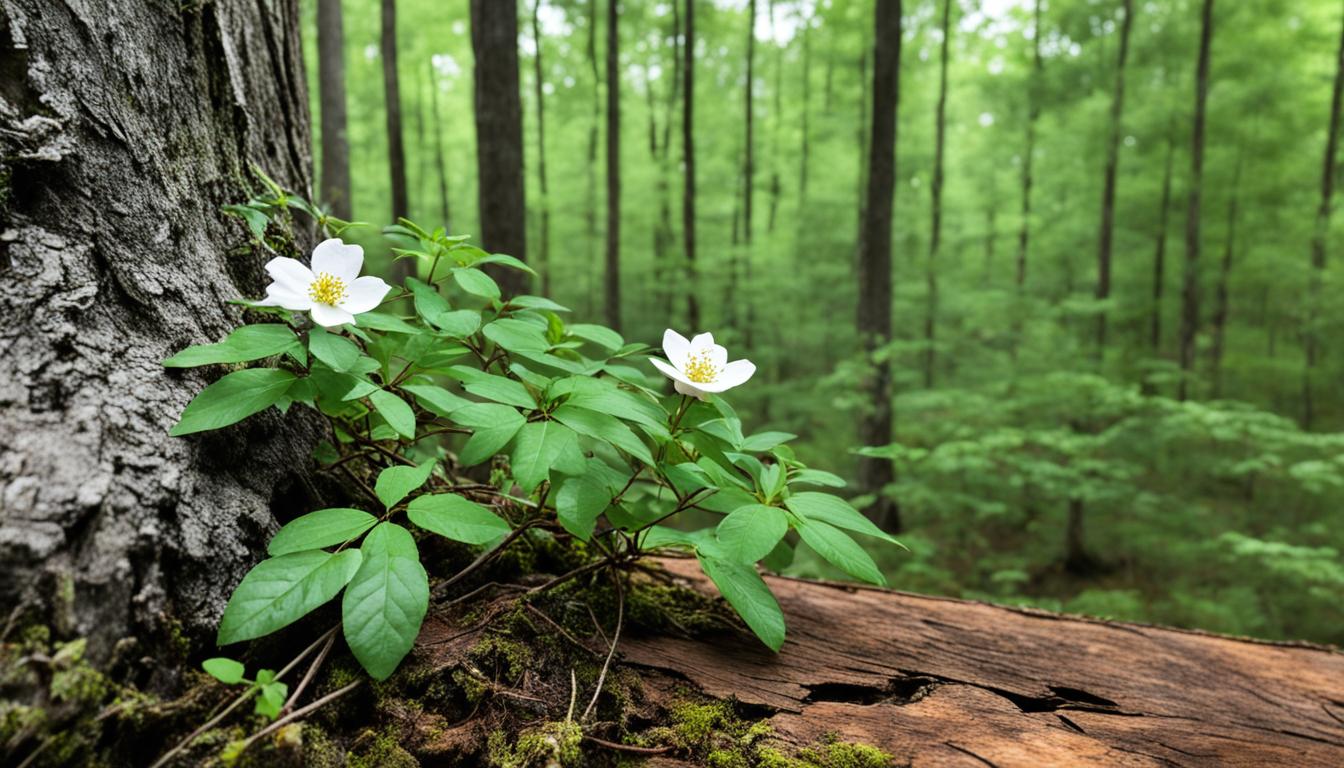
[663,329,691,366]
[309,302,355,328]
[265,257,314,293]
[338,276,391,314]
[311,238,364,282]
[704,344,729,368]
[674,379,709,400]
[697,359,756,393]
[257,283,312,311]
[649,356,685,381]
[689,332,715,351]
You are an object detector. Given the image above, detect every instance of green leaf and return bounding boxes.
[556,475,612,540]
[433,309,482,338]
[308,328,363,372]
[510,421,586,493]
[401,383,470,417]
[509,295,569,312]
[375,461,436,509]
[449,367,536,409]
[783,493,901,545]
[201,657,245,684]
[449,403,526,466]
[716,505,789,564]
[170,369,297,436]
[164,325,298,368]
[356,312,422,334]
[408,277,453,326]
[482,318,551,354]
[567,324,624,352]
[342,523,429,680]
[793,518,886,586]
[255,680,288,719]
[697,554,786,652]
[369,389,417,438]
[552,404,654,465]
[474,252,536,275]
[406,494,512,544]
[269,508,378,555]
[762,539,795,572]
[453,267,501,299]
[217,550,362,645]
[790,469,847,488]
[741,431,797,452]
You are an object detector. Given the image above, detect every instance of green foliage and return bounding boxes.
[200,658,288,720]
[168,198,899,680]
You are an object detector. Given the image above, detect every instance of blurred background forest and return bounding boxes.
[297,0,1344,645]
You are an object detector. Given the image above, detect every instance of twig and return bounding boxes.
[527,558,610,596]
[583,735,672,754]
[233,679,361,758]
[582,572,624,722]
[524,604,599,657]
[445,581,527,607]
[148,626,338,768]
[280,630,336,716]
[586,604,610,647]
[432,522,538,598]
[566,669,578,723]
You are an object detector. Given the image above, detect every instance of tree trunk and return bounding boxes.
[1211,148,1243,398]
[855,0,902,533]
[1095,0,1133,360]
[1150,131,1176,356]
[924,0,952,389]
[470,0,528,297]
[796,12,812,248]
[428,61,451,231]
[586,0,601,317]
[742,0,756,347]
[766,0,782,236]
[1015,0,1043,303]
[530,0,551,297]
[0,0,319,659]
[1303,3,1344,428]
[604,0,621,330]
[317,0,352,220]
[1177,0,1215,402]
[380,0,410,233]
[654,0,682,321]
[684,0,700,331]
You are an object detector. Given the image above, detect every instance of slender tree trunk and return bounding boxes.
[742,0,756,346]
[1211,148,1243,398]
[1095,0,1133,360]
[381,0,410,232]
[1177,0,1214,401]
[684,0,700,330]
[1304,4,1344,427]
[983,202,997,287]
[1015,0,1043,311]
[605,0,621,330]
[470,0,528,297]
[428,61,451,230]
[317,0,352,219]
[655,0,682,320]
[1150,132,1175,356]
[856,0,902,533]
[767,0,783,235]
[531,0,551,296]
[586,0,601,316]
[0,0,318,657]
[924,0,952,389]
[795,10,812,267]
[856,41,870,234]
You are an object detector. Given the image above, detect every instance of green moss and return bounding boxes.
[487,720,583,768]
[795,734,895,768]
[469,634,535,682]
[347,726,419,768]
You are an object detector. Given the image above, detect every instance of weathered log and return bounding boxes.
[0,0,320,663]
[612,558,1344,767]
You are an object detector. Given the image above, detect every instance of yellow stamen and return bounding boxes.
[308,272,347,306]
[683,352,719,384]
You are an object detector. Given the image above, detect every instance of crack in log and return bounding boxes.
[893,669,1137,718]
[945,742,999,767]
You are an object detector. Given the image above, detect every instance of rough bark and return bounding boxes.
[1303,2,1344,428]
[604,0,621,331]
[683,0,699,331]
[317,0,351,220]
[1177,0,1214,402]
[0,0,321,659]
[1095,0,1133,359]
[380,0,409,226]
[469,0,528,297]
[615,559,1344,767]
[530,0,551,296]
[855,0,901,533]
[924,0,952,390]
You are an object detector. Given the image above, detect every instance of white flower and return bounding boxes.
[257,238,391,327]
[649,329,756,400]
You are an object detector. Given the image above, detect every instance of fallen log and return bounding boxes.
[608,558,1344,767]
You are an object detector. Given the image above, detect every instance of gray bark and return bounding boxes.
[0,0,321,661]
